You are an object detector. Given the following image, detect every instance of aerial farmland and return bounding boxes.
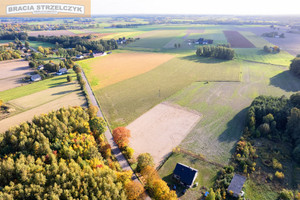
[0,14,300,200]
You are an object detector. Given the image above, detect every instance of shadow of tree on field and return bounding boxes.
[179,55,229,64]
[217,107,248,155]
[269,70,300,92]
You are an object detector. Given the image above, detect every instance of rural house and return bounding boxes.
[173,163,198,188]
[30,74,42,82]
[227,174,246,197]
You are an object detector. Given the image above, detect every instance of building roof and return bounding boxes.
[173,163,198,186]
[227,174,246,196]
[31,74,42,81]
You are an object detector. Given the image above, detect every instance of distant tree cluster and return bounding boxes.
[262,32,285,38]
[28,35,118,53]
[0,107,138,199]
[196,46,235,60]
[0,46,21,61]
[0,31,28,40]
[290,56,300,77]
[263,45,280,53]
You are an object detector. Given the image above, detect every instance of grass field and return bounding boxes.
[100,31,145,40]
[235,48,294,66]
[0,71,77,102]
[78,52,175,90]
[29,41,56,49]
[243,179,279,200]
[165,61,300,164]
[93,55,240,128]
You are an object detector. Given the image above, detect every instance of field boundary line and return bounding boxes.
[240,59,289,68]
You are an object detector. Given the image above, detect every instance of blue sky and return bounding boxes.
[91,0,299,15]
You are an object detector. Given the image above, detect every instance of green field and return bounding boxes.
[0,71,76,102]
[243,179,279,200]
[29,41,56,49]
[93,55,241,128]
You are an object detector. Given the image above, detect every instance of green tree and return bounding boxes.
[89,117,107,138]
[67,75,72,82]
[137,153,154,172]
[206,188,216,200]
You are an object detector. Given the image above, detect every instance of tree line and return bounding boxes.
[290,56,300,78]
[28,35,118,53]
[196,46,235,60]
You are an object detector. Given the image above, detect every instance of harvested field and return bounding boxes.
[28,30,76,37]
[9,82,80,110]
[0,91,85,133]
[182,29,205,39]
[127,103,201,166]
[78,52,175,90]
[0,59,30,79]
[223,30,255,48]
[0,59,31,92]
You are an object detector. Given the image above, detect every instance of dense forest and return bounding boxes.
[0,107,135,199]
[196,46,235,60]
[290,56,300,77]
[28,35,118,52]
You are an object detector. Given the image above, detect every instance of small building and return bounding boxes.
[76,55,84,59]
[37,65,44,70]
[58,68,68,74]
[227,174,246,198]
[173,163,198,188]
[31,74,42,82]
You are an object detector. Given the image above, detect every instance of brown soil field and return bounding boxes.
[82,52,175,90]
[0,59,30,79]
[0,91,86,133]
[9,82,80,110]
[28,30,76,37]
[0,60,31,92]
[223,30,256,48]
[127,103,201,166]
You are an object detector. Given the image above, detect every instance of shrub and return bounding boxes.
[137,153,154,172]
[275,171,285,179]
[66,75,72,82]
[279,189,294,200]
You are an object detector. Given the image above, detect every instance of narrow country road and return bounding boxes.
[81,70,132,171]
[81,70,151,199]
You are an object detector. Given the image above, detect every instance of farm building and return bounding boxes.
[173,163,198,188]
[227,174,246,198]
[30,74,42,82]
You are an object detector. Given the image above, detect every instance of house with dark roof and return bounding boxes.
[227,174,246,198]
[173,163,198,188]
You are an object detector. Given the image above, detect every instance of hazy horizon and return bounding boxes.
[91,0,299,16]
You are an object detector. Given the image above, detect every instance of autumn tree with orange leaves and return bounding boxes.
[125,181,145,200]
[112,127,131,148]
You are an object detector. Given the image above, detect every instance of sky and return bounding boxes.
[91,0,299,15]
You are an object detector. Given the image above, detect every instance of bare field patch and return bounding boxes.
[28,30,76,37]
[0,75,27,92]
[223,30,255,48]
[0,59,30,80]
[127,103,201,166]
[0,91,86,133]
[9,82,80,110]
[79,52,175,90]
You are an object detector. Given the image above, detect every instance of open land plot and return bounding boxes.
[78,52,175,90]
[166,61,300,164]
[8,82,81,110]
[0,91,86,133]
[28,30,76,37]
[239,26,300,56]
[0,60,31,92]
[126,30,186,49]
[0,71,77,102]
[93,56,241,128]
[29,41,55,49]
[235,48,294,66]
[194,29,228,45]
[127,103,201,166]
[223,30,256,48]
[100,32,145,40]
